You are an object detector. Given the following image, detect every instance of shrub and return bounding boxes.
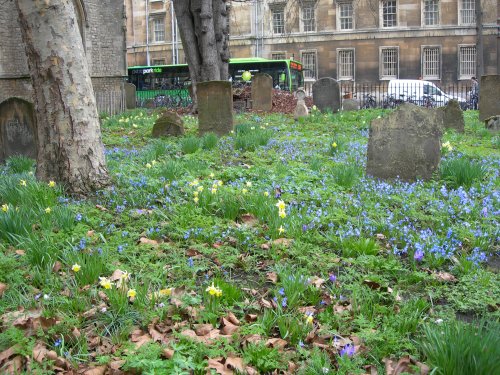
[440,157,486,189]
[419,319,500,375]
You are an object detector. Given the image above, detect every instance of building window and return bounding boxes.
[337,2,354,30]
[151,59,165,66]
[337,49,355,80]
[271,52,286,60]
[301,3,316,32]
[380,47,399,80]
[459,0,475,25]
[153,18,165,42]
[301,51,317,80]
[422,47,441,80]
[423,0,439,26]
[272,8,285,35]
[381,0,397,28]
[459,45,476,79]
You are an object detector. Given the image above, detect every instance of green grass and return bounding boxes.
[0,109,498,374]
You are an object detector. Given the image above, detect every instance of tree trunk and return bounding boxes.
[15,0,109,195]
[173,0,230,112]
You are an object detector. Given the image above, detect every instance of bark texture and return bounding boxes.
[15,0,109,195]
[173,0,230,111]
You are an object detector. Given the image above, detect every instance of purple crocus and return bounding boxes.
[329,274,337,283]
[414,249,424,261]
[339,344,355,357]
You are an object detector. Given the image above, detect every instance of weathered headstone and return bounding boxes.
[124,83,136,109]
[485,115,500,133]
[197,81,233,136]
[251,73,273,112]
[294,89,309,120]
[312,77,341,113]
[342,98,359,111]
[437,99,465,133]
[366,104,442,181]
[0,98,37,163]
[479,75,500,122]
[152,110,184,137]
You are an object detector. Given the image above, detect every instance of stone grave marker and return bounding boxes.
[479,75,500,122]
[197,81,233,136]
[251,73,273,112]
[366,104,442,181]
[342,98,359,111]
[485,115,500,132]
[152,110,184,137]
[437,99,464,133]
[124,82,136,109]
[294,89,309,120]
[0,98,37,163]
[312,77,340,113]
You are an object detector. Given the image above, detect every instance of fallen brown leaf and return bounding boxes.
[226,312,240,326]
[138,237,159,246]
[185,248,201,257]
[195,324,214,336]
[15,249,25,256]
[272,238,293,247]
[240,213,258,227]
[225,356,245,372]
[0,282,7,297]
[220,318,239,335]
[363,279,381,290]
[266,272,278,283]
[206,357,233,375]
[95,204,108,211]
[162,348,175,359]
[310,276,326,288]
[266,338,287,350]
[433,271,457,282]
[384,356,430,375]
[1,355,23,375]
[259,298,273,309]
[109,360,125,370]
[0,345,19,363]
[244,314,258,322]
[82,366,107,375]
[52,261,62,273]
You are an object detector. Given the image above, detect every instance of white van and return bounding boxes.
[387,79,466,108]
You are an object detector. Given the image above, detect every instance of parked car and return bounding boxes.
[387,79,467,108]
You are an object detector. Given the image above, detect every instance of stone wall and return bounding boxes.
[0,0,126,110]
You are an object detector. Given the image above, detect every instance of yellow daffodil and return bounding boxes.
[48,181,56,188]
[332,142,337,148]
[194,197,199,203]
[1,204,8,212]
[99,277,113,289]
[197,186,204,192]
[159,288,173,297]
[264,191,269,197]
[45,207,51,214]
[278,225,285,234]
[194,191,199,197]
[19,180,27,186]
[146,163,152,169]
[279,210,286,219]
[72,263,81,272]
[246,181,252,187]
[304,312,314,325]
[211,187,217,194]
[206,283,222,297]
[217,180,223,186]
[189,179,199,186]
[132,123,138,128]
[242,188,248,194]
[127,289,137,298]
[209,172,215,178]
[151,160,157,165]
[276,200,286,211]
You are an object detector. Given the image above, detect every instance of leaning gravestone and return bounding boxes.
[342,98,359,111]
[312,77,340,113]
[152,110,184,137]
[198,81,233,136]
[294,89,309,120]
[0,98,37,164]
[485,115,500,132]
[479,75,500,122]
[124,83,136,110]
[366,104,442,181]
[437,99,465,133]
[251,73,273,112]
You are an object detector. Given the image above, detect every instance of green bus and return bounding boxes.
[127,57,304,107]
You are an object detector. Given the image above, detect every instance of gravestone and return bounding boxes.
[251,73,273,112]
[342,98,359,111]
[366,104,442,181]
[485,115,500,132]
[294,89,309,120]
[0,98,37,163]
[197,81,233,136]
[312,77,340,113]
[152,110,184,137]
[479,75,500,122]
[437,99,464,133]
[124,83,136,109]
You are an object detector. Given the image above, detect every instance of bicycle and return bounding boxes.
[361,93,377,109]
[420,95,436,108]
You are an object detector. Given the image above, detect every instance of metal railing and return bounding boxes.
[95,91,126,116]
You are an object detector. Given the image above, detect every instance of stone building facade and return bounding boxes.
[0,0,127,109]
[126,0,499,87]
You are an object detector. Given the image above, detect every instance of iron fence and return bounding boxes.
[95,91,126,116]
